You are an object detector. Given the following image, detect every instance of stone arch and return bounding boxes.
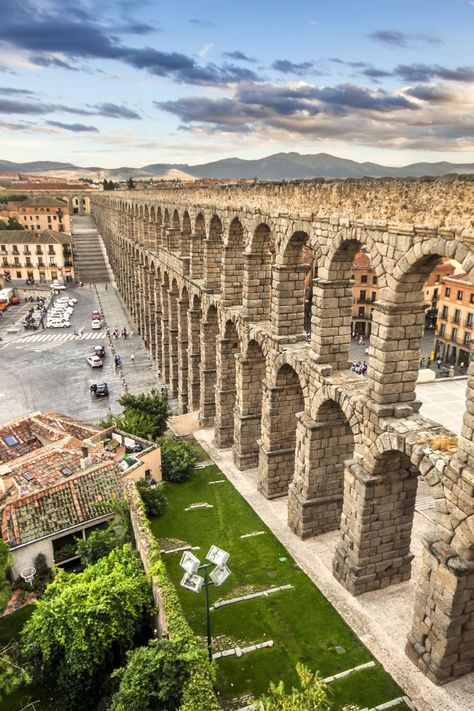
[273,230,312,340]
[221,217,245,307]
[258,362,305,499]
[172,209,180,230]
[190,212,205,279]
[187,292,202,411]
[200,303,219,425]
[233,338,266,470]
[168,277,180,396]
[243,222,275,322]
[177,284,190,412]
[289,397,355,539]
[160,272,170,384]
[204,214,223,292]
[215,319,241,448]
[180,211,192,257]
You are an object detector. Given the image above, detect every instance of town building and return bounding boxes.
[16,197,71,234]
[0,412,161,578]
[434,272,474,365]
[351,250,378,336]
[0,229,74,284]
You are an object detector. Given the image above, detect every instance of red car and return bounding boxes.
[90,310,103,320]
[10,297,20,305]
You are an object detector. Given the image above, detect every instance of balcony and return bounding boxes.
[356,297,376,304]
[23,249,31,255]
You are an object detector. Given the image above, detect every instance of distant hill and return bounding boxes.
[2,153,474,181]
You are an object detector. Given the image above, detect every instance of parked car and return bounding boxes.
[10,296,20,305]
[91,319,102,330]
[90,382,109,397]
[86,355,103,368]
[94,345,106,358]
[91,310,103,320]
[47,320,70,329]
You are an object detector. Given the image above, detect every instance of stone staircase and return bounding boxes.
[72,216,111,284]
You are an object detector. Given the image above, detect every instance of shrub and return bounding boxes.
[256,663,332,711]
[159,437,197,483]
[136,480,168,518]
[0,540,12,612]
[75,528,118,566]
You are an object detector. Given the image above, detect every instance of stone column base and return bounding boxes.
[288,484,343,539]
[405,538,474,684]
[232,413,261,471]
[232,447,258,471]
[333,544,413,596]
[258,444,295,499]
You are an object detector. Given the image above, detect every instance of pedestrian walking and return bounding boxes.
[105,283,108,291]
[437,358,442,369]
[131,354,135,364]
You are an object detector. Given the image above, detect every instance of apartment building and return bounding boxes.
[0,230,74,284]
[16,197,71,234]
[351,251,379,336]
[435,273,474,365]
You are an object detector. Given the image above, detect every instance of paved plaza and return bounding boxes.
[0,280,167,427]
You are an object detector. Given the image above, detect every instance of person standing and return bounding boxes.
[131,354,135,364]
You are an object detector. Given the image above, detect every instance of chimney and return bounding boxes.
[80,445,92,470]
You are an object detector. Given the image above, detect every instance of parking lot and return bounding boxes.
[0,283,164,426]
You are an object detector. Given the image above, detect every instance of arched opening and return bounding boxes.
[180,211,191,258]
[233,339,266,470]
[188,294,202,411]
[204,215,223,292]
[177,287,189,413]
[168,279,179,397]
[190,213,205,279]
[154,207,163,249]
[273,230,312,341]
[160,273,170,384]
[243,223,274,321]
[151,266,162,365]
[163,209,170,250]
[200,304,218,425]
[222,218,244,307]
[258,363,304,499]
[288,399,354,539]
[215,320,240,448]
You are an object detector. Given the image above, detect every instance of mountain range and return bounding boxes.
[1,152,474,181]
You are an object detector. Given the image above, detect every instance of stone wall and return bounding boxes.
[93,178,474,685]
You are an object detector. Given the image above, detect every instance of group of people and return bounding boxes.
[351,360,368,376]
[110,327,129,339]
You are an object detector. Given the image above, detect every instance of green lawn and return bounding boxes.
[150,464,409,710]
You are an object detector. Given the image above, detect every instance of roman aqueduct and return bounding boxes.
[92,178,474,686]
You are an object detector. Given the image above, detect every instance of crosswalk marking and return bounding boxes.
[15,331,105,344]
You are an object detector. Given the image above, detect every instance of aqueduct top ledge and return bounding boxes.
[107,176,474,233]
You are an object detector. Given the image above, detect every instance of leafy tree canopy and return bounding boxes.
[100,390,170,442]
[21,545,151,708]
[160,436,197,483]
[127,177,136,189]
[0,218,24,230]
[110,638,193,711]
[0,540,12,613]
[136,480,168,517]
[75,528,118,566]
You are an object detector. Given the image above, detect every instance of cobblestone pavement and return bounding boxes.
[194,428,474,711]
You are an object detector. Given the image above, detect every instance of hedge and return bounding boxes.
[129,484,221,711]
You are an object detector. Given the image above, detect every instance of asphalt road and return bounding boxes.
[0,284,162,426]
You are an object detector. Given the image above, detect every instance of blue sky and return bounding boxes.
[0,0,473,168]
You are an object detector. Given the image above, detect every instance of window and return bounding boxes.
[445,287,451,297]
[457,290,464,300]
[464,333,471,346]
[454,309,461,324]
[3,434,18,447]
[433,288,438,298]
[12,246,18,254]
[360,290,366,302]
[471,294,474,305]
[361,275,367,284]
[373,276,377,285]
[16,271,21,279]
[467,313,474,328]
[441,305,448,319]
[26,258,31,267]
[0,245,5,252]
[452,327,458,341]
[371,291,376,302]
[22,472,33,482]
[435,274,440,284]
[358,307,365,318]
[2,258,7,267]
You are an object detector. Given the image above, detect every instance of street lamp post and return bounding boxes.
[180,546,231,663]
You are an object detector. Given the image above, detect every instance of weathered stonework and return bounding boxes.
[92,177,474,686]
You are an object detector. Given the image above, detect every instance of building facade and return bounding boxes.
[0,229,74,284]
[435,273,474,365]
[92,179,474,686]
[16,197,71,234]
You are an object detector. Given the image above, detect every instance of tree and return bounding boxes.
[75,528,118,566]
[136,480,168,517]
[256,663,332,711]
[103,178,116,191]
[127,177,136,190]
[110,638,192,711]
[100,390,170,442]
[0,643,31,701]
[160,437,197,483]
[0,540,12,613]
[0,218,23,230]
[21,546,152,709]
